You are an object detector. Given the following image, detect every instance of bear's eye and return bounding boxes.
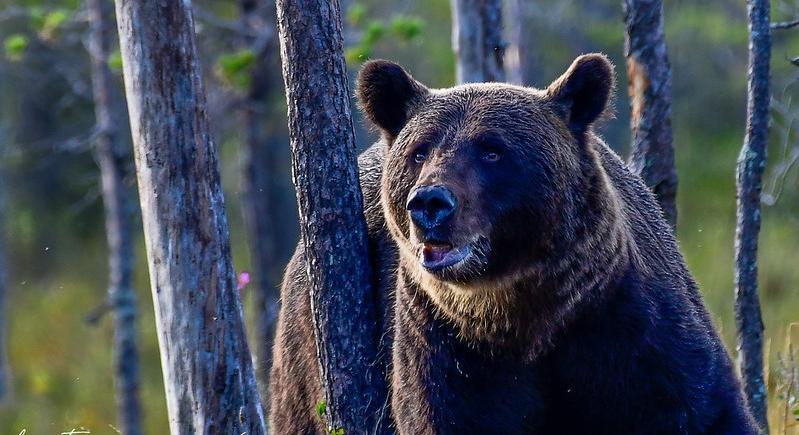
[482,150,502,163]
[413,151,427,164]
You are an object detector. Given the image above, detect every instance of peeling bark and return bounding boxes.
[735,0,771,431]
[237,0,281,400]
[86,0,142,433]
[275,0,389,432]
[113,0,265,432]
[451,0,506,84]
[623,0,678,228]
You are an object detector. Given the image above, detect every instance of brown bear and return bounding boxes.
[269,54,758,434]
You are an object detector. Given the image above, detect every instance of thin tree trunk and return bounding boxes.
[450,0,505,83]
[0,172,9,403]
[238,0,280,399]
[275,0,389,432]
[623,0,678,228]
[86,0,141,433]
[735,0,771,431]
[113,1,265,432]
[504,0,529,85]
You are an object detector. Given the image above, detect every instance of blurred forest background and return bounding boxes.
[0,0,797,432]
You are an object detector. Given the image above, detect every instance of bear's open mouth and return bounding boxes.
[420,241,472,271]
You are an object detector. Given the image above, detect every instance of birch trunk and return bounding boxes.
[623,0,678,228]
[735,0,771,431]
[87,0,141,433]
[451,0,505,84]
[275,0,389,431]
[113,0,265,432]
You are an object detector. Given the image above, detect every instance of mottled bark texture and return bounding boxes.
[113,1,265,433]
[87,0,141,433]
[451,0,506,83]
[735,0,771,431]
[238,0,281,399]
[275,0,389,432]
[623,0,678,228]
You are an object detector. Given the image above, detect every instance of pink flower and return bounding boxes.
[237,271,251,291]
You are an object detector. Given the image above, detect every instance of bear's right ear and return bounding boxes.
[356,60,429,141]
[545,53,615,136]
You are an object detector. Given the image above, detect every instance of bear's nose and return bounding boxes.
[406,185,457,230]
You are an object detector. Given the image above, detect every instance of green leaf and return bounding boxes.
[362,20,385,45]
[4,34,29,61]
[28,7,46,32]
[108,49,124,71]
[215,49,256,90]
[390,16,424,41]
[315,400,327,418]
[347,3,367,27]
[40,8,73,40]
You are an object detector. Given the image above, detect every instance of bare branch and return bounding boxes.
[772,18,799,29]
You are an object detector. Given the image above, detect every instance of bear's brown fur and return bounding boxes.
[269,55,758,434]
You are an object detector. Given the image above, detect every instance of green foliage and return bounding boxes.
[4,34,29,61]
[390,16,424,41]
[30,7,73,41]
[216,49,256,90]
[108,49,123,72]
[344,3,425,65]
[345,45,371,65]
[316,400,327,418]
[347,3,367,27]
[314,400,345,434]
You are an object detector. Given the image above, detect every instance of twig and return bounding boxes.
[192,5,259,38]
[772,18,799,29]
[84,300,112,325]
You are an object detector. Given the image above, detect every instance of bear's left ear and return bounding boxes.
[356,60,429,141]
[545,53,615,135]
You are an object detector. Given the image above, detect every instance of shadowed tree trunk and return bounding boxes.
[0,172,8,403]
[113,1,265,432]
[237,0,281,399]
[87,0,141,433]
[735,0,771,431]
[451,0,505,83]
[622,0,678,228]
[275,0,389,432]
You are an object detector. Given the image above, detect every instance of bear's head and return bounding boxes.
[357,54,624,343]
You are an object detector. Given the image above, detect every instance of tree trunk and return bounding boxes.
[504,0,530,85]
[623,0,678,228]
[735,0,771,431]
[450,0,506,84]
[113,1,265,433]
[238,0,281,400]
[274,0,389,432]
[87,0,142,433]
[0,172,8,403]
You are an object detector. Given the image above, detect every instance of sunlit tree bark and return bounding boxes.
[113,0,265,432]
[451,0,505,83]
